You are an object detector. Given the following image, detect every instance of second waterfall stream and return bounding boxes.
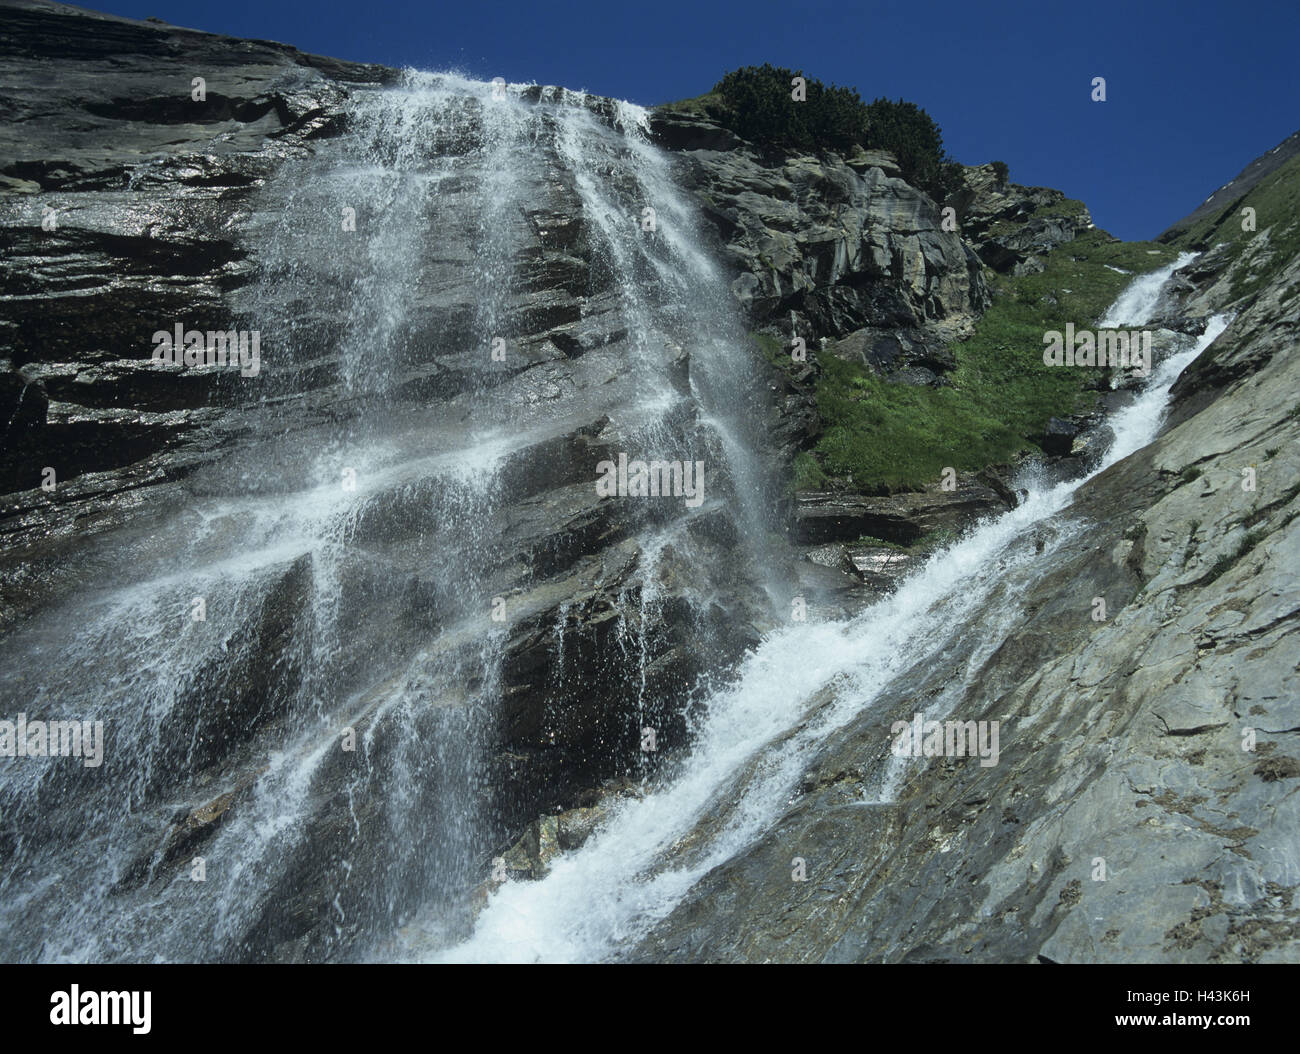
[414,252,1227,962]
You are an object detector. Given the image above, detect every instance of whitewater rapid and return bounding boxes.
[417,259,1229,963]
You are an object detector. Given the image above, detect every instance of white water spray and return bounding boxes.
[424,257,1228,963]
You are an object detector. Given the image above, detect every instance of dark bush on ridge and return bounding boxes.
[863,96,966,201]
[713,64,868,153]
[708,65,964,200]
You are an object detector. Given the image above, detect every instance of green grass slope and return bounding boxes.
[770,231,1180,493]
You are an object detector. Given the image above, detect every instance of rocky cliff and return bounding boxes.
[631,140,1300,963]
[1,0,786,960]
[2,0,1295,964]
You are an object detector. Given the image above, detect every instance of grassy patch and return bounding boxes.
[792,451,828,490]
[1036,198,1091,220]
[752,331,787,365]
[656,91,729,118]
[800,229,1179,492]
[1171,153,1300,306]
[1203,527,1269,584]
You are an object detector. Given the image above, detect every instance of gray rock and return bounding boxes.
[953,163,1095,275]
[632,225,1300,964]
[656,110,989,350]
[795,484,1010,546]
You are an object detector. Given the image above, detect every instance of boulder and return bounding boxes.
[795,484,1011,546]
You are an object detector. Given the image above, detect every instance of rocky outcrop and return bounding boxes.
[648,111,1109,565]
[0,0,391,506]
[794,483,1010,546]
[953,163,1096,275]
[651,109,989,353]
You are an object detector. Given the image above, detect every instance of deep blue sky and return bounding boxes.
[95,0,1299,241]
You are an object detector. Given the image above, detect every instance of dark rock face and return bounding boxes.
[826,325,957,385]
[952,163,1096,275]
[794,484,1010,546]
[0,0,391,537]
[1041,415,1084,458]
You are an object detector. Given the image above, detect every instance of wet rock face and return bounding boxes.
[0,0,390,515]
[0,2,783,961]
[794,484,1010,546]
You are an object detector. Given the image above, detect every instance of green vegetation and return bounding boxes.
[862,97,965,201]
[664,65,962,201]
[1170,153,1300,306]
[711,64,868,154]
[657,91,724,119]
[793,230,1179,493]
[682,67,1264,496]
[751,330,786,365]
[792,451,828,490]
[1203,528,1268,584]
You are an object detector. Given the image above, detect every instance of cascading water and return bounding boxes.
[1099,252,1196,329]
[0,64,1224,965]
[415,256,1229,963]
[0,73,782,961]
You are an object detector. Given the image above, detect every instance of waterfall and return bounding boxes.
[418,258,1229,963]
[0,65,1226,964]
[0,73,781,962]
[1099,252,1196,328]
